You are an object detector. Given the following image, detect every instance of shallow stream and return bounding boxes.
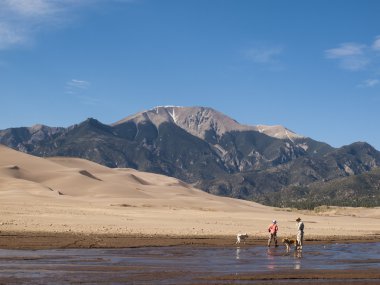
[0,242,379,284]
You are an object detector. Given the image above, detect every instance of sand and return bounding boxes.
[1,144,380,249]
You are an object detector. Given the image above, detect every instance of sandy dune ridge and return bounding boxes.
[1,145,380,240]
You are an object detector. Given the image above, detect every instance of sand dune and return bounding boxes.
[1,144,380,240]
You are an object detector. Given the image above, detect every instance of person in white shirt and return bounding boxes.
[296,217,304,251]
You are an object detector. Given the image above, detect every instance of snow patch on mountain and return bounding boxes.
[168,108,177,124]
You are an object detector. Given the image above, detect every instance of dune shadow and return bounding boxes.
[78,170,102,181]
[129,174,151,185]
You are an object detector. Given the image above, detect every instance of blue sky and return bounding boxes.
[1,0,380,150]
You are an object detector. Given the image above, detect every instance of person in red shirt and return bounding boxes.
[267,220,279,247]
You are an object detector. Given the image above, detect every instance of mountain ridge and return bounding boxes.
[113,106,304,141]
[1,106,379,208]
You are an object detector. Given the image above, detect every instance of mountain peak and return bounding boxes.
[255,124,304,141]
[113,106,304,140]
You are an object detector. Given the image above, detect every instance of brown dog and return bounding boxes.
[282,238,296,252]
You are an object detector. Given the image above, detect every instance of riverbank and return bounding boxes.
[212,269,380,284]
[1,231,380,250]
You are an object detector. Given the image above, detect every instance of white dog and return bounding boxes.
[236,233,248,244]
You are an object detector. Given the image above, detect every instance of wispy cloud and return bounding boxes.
[0,0,72,49]
[3,0,60,17]
[66,79,90,94]
[326,37,380,88]
[325,43,368,71]
[0,0,131,50]
[67,79,90,89]
[339,57,369,71]
[372,36,380,51]
[244,46,283,64]
[65,79,99,105]
[325,37,380,72]
[357,78,379,88]
[0,23,24,49]
[325,43,365,58]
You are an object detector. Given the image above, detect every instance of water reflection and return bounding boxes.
[265,245,303,270]
[266,248,276,270]
[235,247,241,260]
[294,249,303,259]
[294,250,303,269]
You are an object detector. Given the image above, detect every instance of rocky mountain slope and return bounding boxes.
[275,167,380,209]
[1,106,379,208]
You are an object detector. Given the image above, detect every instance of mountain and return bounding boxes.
[1,106,380,208]
[274,166,380,209]
[114,106,303,140]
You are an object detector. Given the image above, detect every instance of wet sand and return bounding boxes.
[1,230,380,249]
[213,270,380,284]
[1,269,379,285]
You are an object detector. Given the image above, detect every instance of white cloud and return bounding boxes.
[66,79,90,89]
[0,23,25,49]
[3,0,59,17]
[0,0,131,50]
[244,46,283,64]
[66,79,90,96]
[66,79,90,91]
[65,79,98,104]
[325,43,365,58]
[326,37,380,88]
[357,79,379,88]
[339,57,369,71]
[0,0,75,49]
[372,36,380,51]
[325,42,371,71]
